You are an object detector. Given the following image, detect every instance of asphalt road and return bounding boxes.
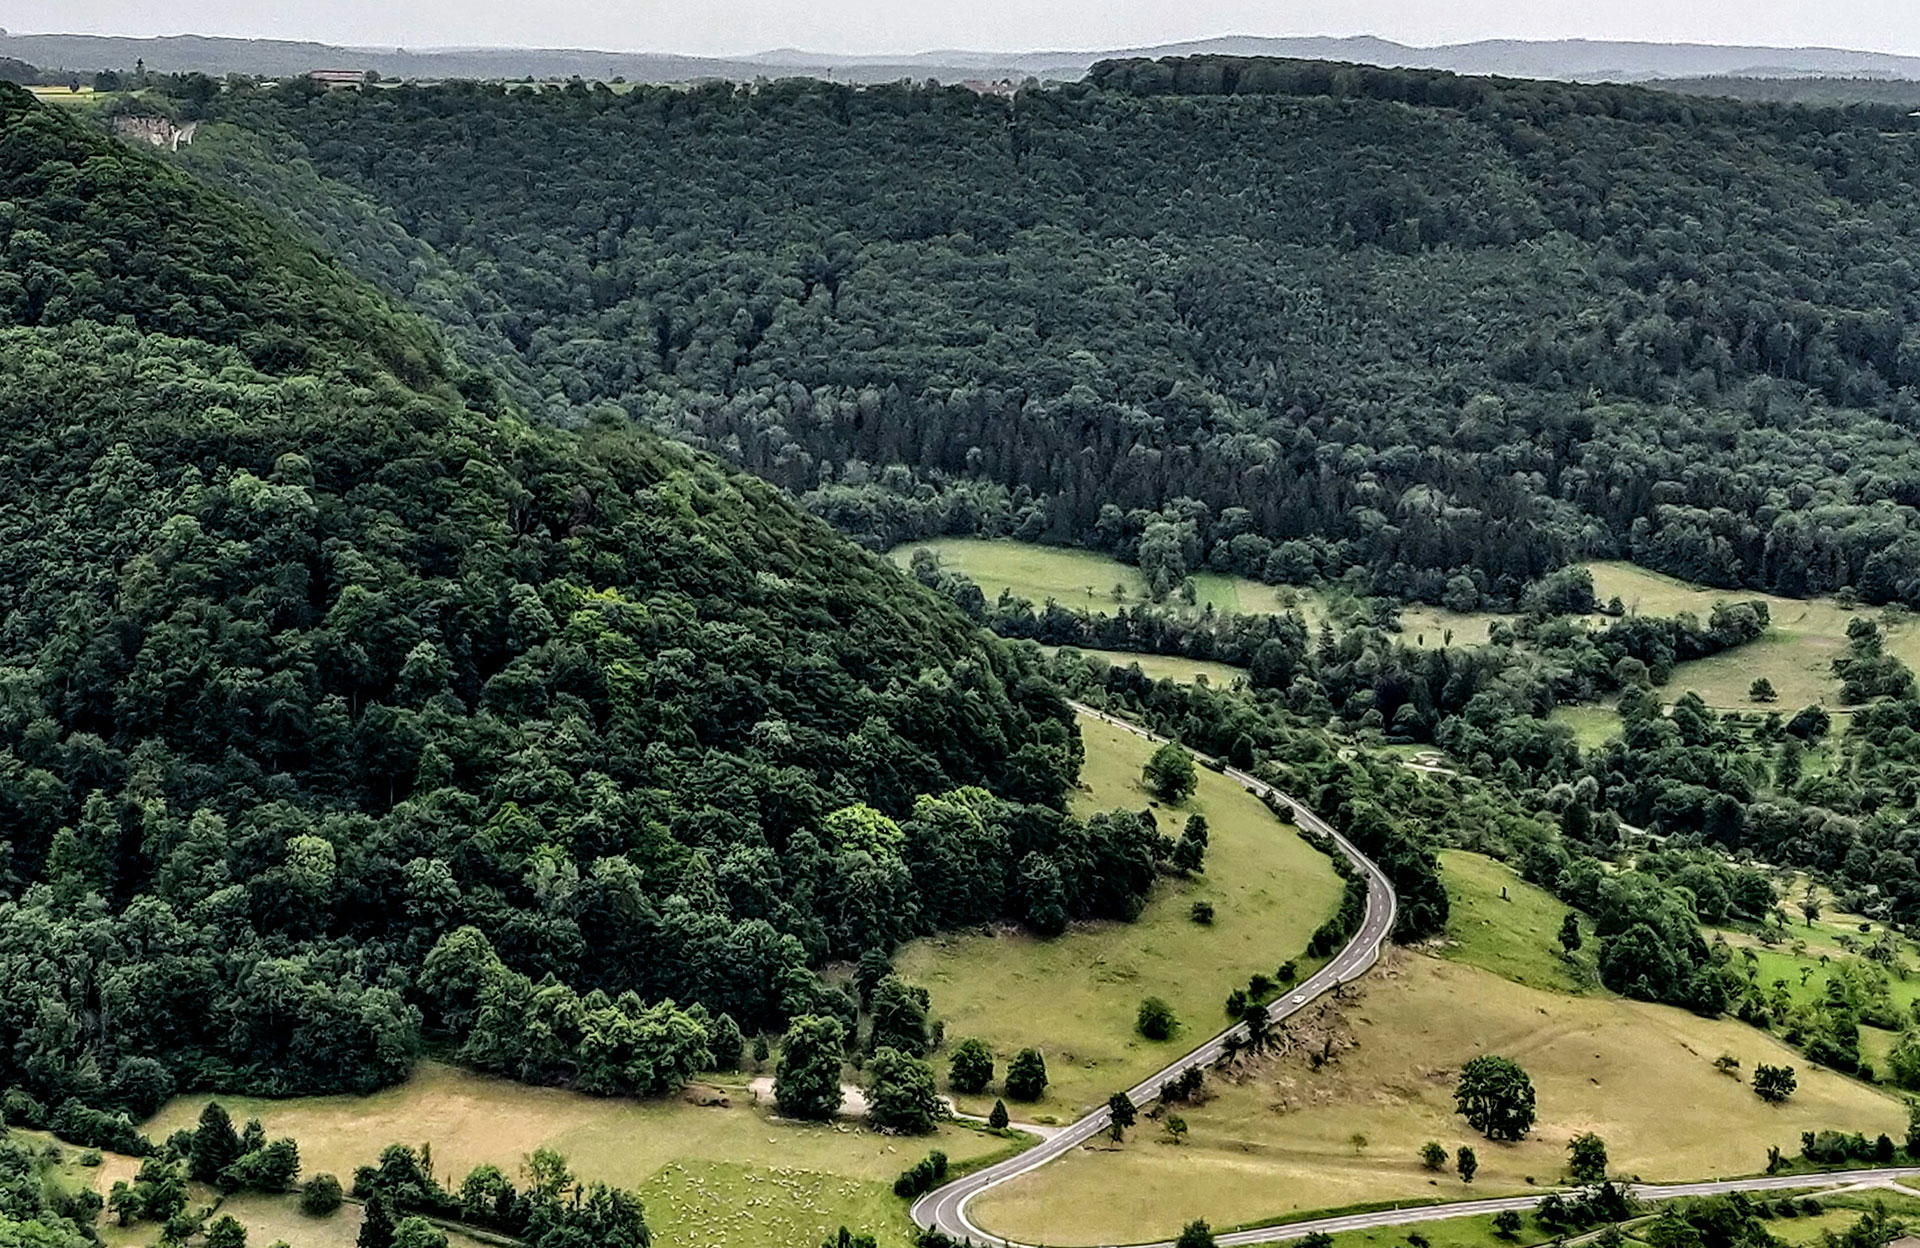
[912,701,1399,1246]
[911,702,1920,1248]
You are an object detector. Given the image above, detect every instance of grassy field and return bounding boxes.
[1767,1189,1920,1245]
[970,950,1905,1245]
[1322,1211,1562,1248]
[1393,603,1520,650]
[889,538,1288,617]
[889,544,1907,700]
[1549,704,1623,752]
[1042,644,1247,687]
[1709,878,1920,1073]
[1438,851,1588,993]
[1583,561,1920,713]
[133,1062,1008,1248]
[897,711,1344,1117]
[26,85,99,101]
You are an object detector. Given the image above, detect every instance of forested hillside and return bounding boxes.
[146,61,1920,608]
[0,84,1132,1120]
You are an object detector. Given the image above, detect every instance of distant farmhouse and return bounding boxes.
[961,78,1016,97]
[308,68,368,88]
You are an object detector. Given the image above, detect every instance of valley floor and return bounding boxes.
[114,1062,1013,1248]
[968,850,1906,1246]
[897,710,1345,1116]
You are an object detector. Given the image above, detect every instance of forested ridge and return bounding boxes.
[0,84,1193,1131]
[136,59,1920,610]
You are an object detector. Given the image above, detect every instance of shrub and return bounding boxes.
[300,1173,344,1217]
[1136,997,1179,1041]
[1004,1048,1048,1101]
[1753,1063,1797,1103]
[1175,1220,1216,1248]
[893,1151,950,1198]
[947,1038,994,1094]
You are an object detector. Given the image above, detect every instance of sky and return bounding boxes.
[8,0,1920,59]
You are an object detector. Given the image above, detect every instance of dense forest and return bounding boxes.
[123,59,1920,610]
[21,44,1920,1147]
[0,84,1205,1132]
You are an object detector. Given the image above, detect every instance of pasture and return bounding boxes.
[1042,644,1247,687]
[1438,850,1589,993]
[889,538,1288,617]
[1584,560,1920,714]
[896,711,1344,1116]
[970,951,1904,1245]
[136,1062,1009,1248]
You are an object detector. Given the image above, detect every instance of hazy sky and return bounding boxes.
[10,0,1920,58]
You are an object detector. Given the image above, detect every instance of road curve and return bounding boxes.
[1197,1168,1920,1248]
[912,701,1400,1247]
[913,704,1920,1248]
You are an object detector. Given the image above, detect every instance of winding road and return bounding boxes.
[911,702,1920,1248]
[913,702,1397,1246]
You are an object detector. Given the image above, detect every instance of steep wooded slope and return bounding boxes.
[160,65,1920,606]
[0,85,1098,1109]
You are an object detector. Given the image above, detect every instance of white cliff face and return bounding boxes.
[112,115,198,151]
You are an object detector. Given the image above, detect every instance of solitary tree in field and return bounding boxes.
[1750,677,1777,703]
[1457,1145,1478,1184]
[1558,912,1583,954]
[1136,997,1179,1041]
[1176,1220,1217,1248]
[1420,1140,1448,1170]
[1144,742,1198,804]
[1753,1063,1797,1103]
[948,1037,994,1093]
[1107,1092,1137,1142]
[205,1216,248,1248]
[1456,1055,1537,1141]
[392,1218,449,1248]
[865,1047,941,1135]
[190,1102,244,1185]
[1567,1132,1608,1182]
[988,1099,1009,1129]
[1005,1048,1049,1101]
[775,1015,847,1121]
[1493,1210,1523,1239]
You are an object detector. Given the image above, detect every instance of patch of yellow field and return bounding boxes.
[972,952,1903,1245]
[897,711,1343,1116]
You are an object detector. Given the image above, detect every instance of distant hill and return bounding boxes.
[1645,74,1920,108]
[10,29,1920,85]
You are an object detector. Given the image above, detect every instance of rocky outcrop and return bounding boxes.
[112,115,197,151]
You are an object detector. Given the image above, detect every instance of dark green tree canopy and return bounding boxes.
[1455,1055,1537,1141]
[0,86,1118,1113]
